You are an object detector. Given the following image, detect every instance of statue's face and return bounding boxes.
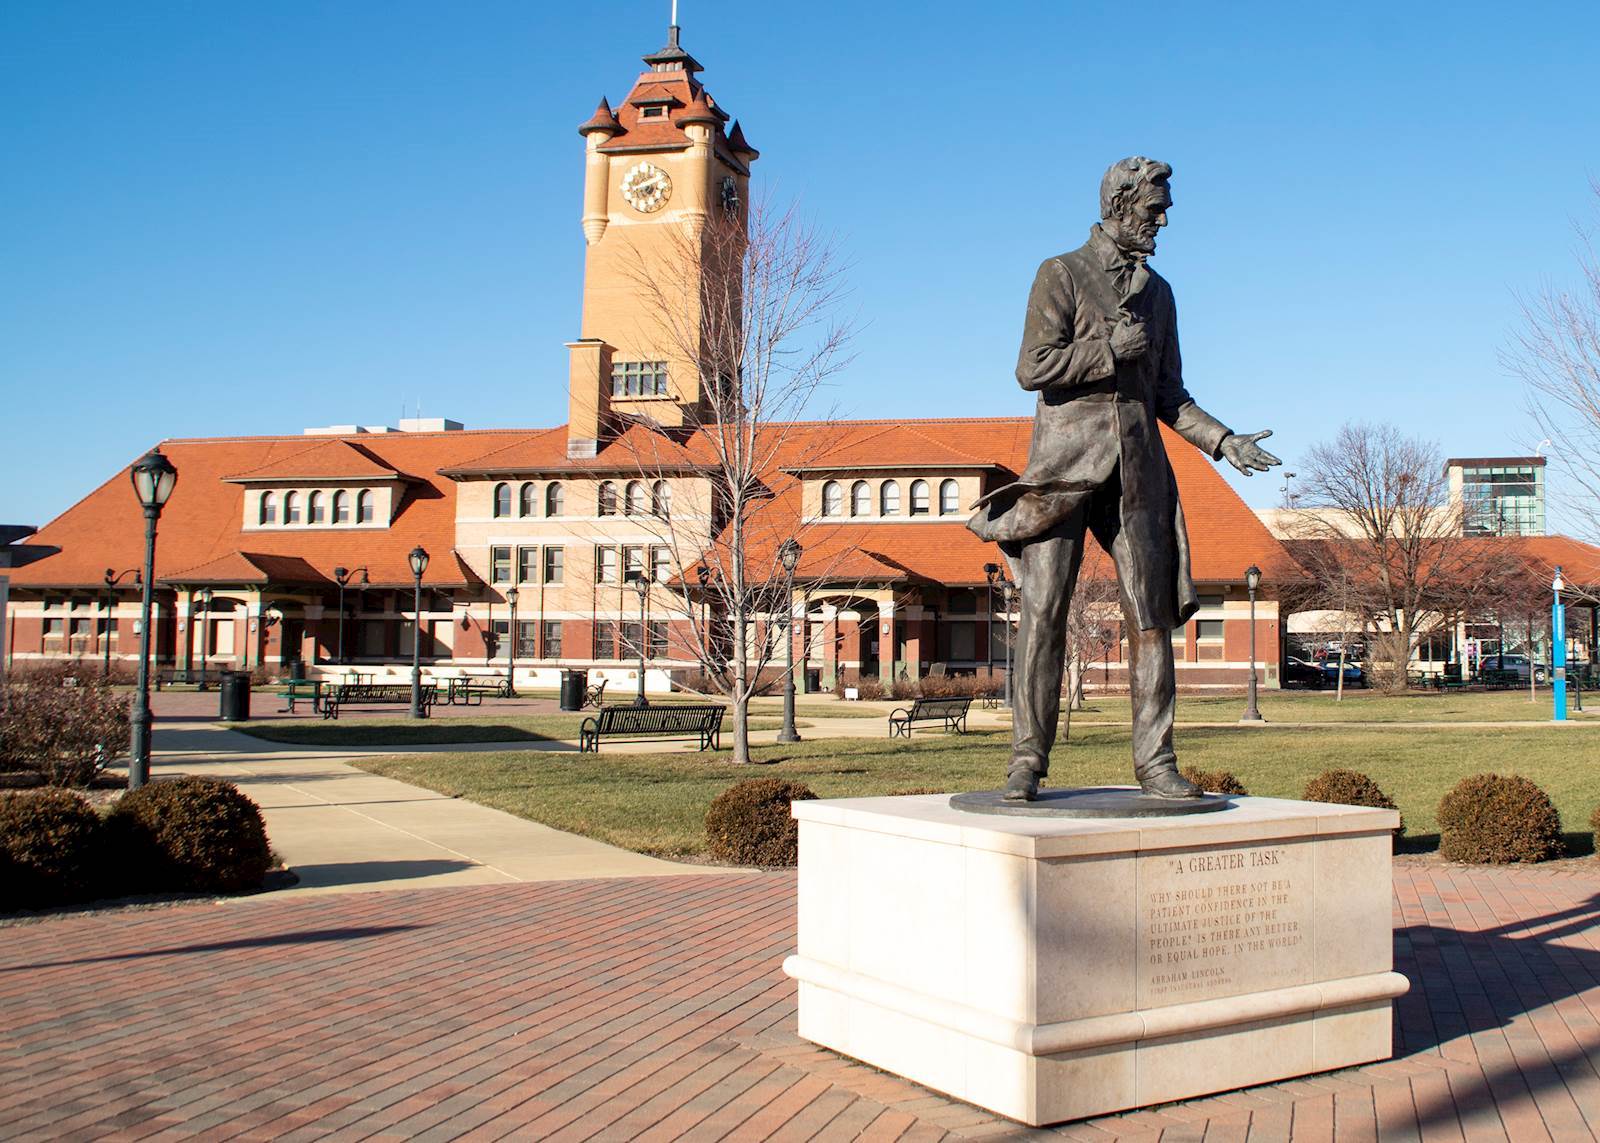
[1112,179,1172,255]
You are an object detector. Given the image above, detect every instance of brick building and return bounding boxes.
[3,22,1296,694]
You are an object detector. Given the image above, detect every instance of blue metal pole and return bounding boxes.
[1552,595,1567,721]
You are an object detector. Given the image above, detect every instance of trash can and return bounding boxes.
[285,658,305,683]
[219,671,252,721]
[559,668,589,712]
[804,668,821,694]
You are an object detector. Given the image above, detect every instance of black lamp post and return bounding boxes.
[195,587,214,691]
[504,586,519,697]
[128,448,177,790]
[983,562,1000,680]
[332,565,368,664]
[777,538,803,743]
[631,574,650,707]
[102,567,140,680]
[1242,564,1264,723]
[1001,578,1017,709]
[408,546,428,719]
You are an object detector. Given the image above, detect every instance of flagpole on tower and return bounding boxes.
[671,0,678,27]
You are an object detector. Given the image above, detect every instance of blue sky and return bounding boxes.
[3,1,1598,528]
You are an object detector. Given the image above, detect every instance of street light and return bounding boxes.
[1552,565,1567,723]
[102,567,140,680]
[1241,565,1264,723]
[195,587,214,691]
[128,448,177,789]
[631,574,650,707]
[1001,578,1017,709]
[408,546,429,719]
[777,538,803,744]
[504,586,519,697]
[983,562,1000,682]
[332,565,368,664]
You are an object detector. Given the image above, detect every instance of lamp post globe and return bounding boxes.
[1241,565,1264,723]
[504,586,519,697]
[408,547,429,719]
[128,448,177,790]
[778,538,803,744]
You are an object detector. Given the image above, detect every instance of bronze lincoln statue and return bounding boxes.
[969,157,1280,802]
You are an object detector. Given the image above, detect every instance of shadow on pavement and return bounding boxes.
[288,859,483,888]
[0,924,423,972]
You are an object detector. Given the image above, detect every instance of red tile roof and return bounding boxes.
[222,439,406,483]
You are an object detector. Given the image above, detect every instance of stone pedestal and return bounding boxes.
[784,791,1407,1127]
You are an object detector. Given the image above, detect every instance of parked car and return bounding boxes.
[1477,654,1547,684]
[1321,659,1366,688]
[1283,656,1326,688]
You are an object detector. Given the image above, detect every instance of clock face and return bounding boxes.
[621,162,672,213]
[719,176,740,213]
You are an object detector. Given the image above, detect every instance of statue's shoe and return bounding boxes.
[1003,769,1040,802]
[1139,768,1203,799]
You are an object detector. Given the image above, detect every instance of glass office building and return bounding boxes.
[1448,457,1546,536]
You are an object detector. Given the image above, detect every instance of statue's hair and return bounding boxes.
[1099,156,1172,220]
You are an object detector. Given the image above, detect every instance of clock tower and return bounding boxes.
[566,22,758,458]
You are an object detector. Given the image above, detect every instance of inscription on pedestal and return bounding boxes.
[1136,841,1313,1006]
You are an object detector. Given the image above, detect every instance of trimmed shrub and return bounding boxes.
[110,777,272,893]
[0,670,130,787]
[1438,774,1563,864]
[705,778,817,867]
[1179,766,1248,796]
[1303,769,1406,838]
[0,790,107,910]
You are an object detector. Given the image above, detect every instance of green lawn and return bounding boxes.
[352,723,1600,859]
[1071,688,1593,724]
[233,714,804,747]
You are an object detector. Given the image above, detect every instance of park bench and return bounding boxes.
[322,681,437,720]
[442,676,510,706]
[279,678,324,714]
[1477,668,1521,689]
[153,668,195,690]
[888,695,973,738]
[584,679,608,709]
[578,703,724,752]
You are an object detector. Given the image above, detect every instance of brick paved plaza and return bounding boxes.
[2,864,1598,1141]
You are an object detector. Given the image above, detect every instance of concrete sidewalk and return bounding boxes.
[151,722,730,896]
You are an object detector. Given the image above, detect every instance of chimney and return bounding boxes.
[566,339,613,458]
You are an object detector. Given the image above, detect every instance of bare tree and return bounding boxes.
[1509,183,1600,536]
[1062,560,1120,726]
[618,197,856,762]
[1290,422,1515,691]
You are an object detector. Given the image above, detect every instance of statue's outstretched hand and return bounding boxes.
[1221,430,1281,476]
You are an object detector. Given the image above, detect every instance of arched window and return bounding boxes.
[284,492,302,525]
[909,479,930,515]
[259,492,278,526]
[850,480,870,516]
[598,481,618,516]
[651,480,671,518]
[939,478,960,515]
[545,482,565,516]
[821,481,842,517]
[308,491,326,524]
[625,481,647,516]
[356,490,375,524]
[492,482,511,518]
[880,480,901,516]
[333,490,350,523]
[519,482,537,517]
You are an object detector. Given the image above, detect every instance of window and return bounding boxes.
[517,546,538,583]
[543,546,564,584]
[821,481,842,516]
[516,620,537,659]
[640,105,666,119]
[649,620,668,659]
[356,490,375,524]
[910,479,930,515]
[597,546,619,583]
[850,480,870,516]
[880,481,901,516]
[595,622,616,659]
[259,492,278,526]
[1196,619,1225,641]
[651,480,671,518]
[611,360,669,397]
[620,621,643,658]
[598,481,618,516]
[43,617,64,639]
[939,478,959,515]
[493,482,512,518]
[490,546,511,584]
[545,482,565,516]
[308,491,326,524]
[625,481,647,516]
[519,482,537,517]
[542,620,563,659]
[488,619,509,660]
[284,492,302,524]
[651,545,671,583]
[333,490,350,523]
[623,545,646,582]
